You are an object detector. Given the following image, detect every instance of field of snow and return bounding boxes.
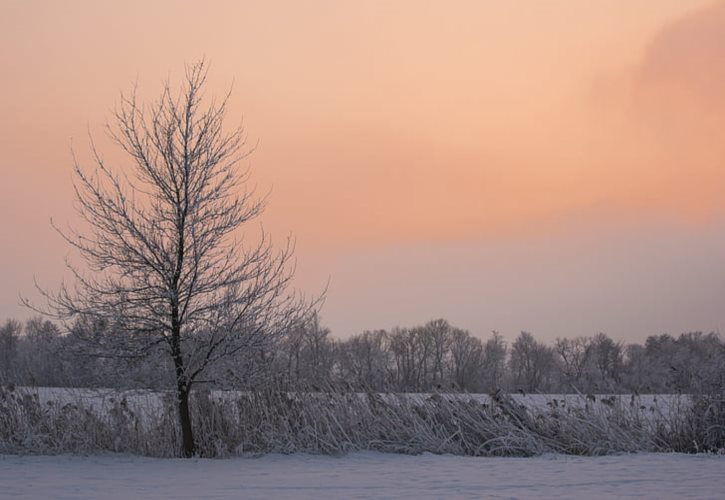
[1,451,723,499]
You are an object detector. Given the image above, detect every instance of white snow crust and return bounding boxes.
[1,451,722,499]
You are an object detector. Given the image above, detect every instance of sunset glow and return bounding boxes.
[2,0,725,341]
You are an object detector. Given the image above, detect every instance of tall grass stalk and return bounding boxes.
[1,385,722,458]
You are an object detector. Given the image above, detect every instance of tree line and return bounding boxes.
[2,315,722,395]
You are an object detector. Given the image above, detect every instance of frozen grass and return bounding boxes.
[1,385,723,458]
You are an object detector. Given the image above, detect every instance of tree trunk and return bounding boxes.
[171,326,195,457]
[176,380,195,458]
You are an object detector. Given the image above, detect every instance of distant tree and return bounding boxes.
[481,331,507,392]
[389,328,419,391]
[0,319,22,384]
[22,317,63,386]
[590,333,623,391]
[448,328,483,391]
[425,319,452,389]
[28,61,313,457]
[301,313,334,386]
[337,329,390,389]
[555,336,592,391]
[635,332,725,394]
[677,332,725,393]
[509,331,555,393]
[281,312,334,387]
[620,343,647,392]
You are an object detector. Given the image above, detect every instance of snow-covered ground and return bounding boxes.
[1,452,722,499]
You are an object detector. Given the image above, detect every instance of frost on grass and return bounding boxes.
[2,385,723,458]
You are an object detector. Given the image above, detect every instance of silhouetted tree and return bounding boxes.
[28,61,312,457]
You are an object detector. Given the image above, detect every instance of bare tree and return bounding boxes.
[590,333,623,391]
[22,317,63,386]
[0,319,22,384]
[555,336,592,391]
[27,61,312,457]
[481,331,507,392]
[300,313,334,386]
[425,319,452,389]
[389,328,417,390]
[280,312,334,387]
[509,331,555,393]
[448,328,483,391]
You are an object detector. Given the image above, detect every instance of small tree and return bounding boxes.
[28,61,311,457]
[0,319,22,384]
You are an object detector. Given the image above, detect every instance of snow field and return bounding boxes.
[1,451,723,499]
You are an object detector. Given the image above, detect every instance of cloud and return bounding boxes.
[632,1,725,142]
[583,1,725,225]
[637,1,725,103]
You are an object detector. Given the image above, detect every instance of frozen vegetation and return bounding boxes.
[1,451,723,499]
[2,318,724,458]
[4,300,723,462]
[2,385,723,458]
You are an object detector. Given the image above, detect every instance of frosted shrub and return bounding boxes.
[0,385,110,454]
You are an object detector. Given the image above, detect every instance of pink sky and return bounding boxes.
[2,0,725,342]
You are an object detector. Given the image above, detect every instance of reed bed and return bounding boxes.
[1,385,723,458]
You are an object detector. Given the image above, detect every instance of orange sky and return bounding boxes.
[2,0,725,341]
